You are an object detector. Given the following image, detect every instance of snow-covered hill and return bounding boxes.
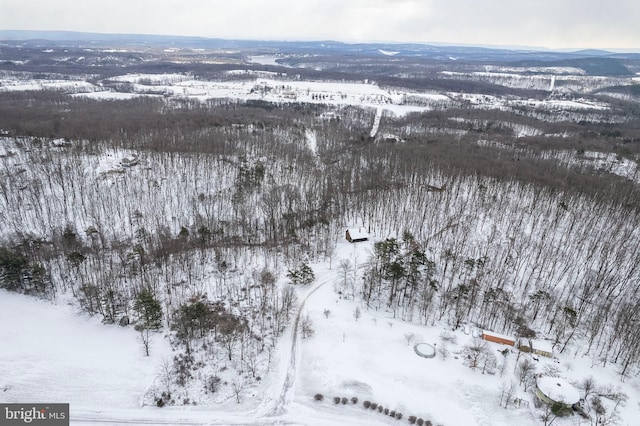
[1,43,640,426]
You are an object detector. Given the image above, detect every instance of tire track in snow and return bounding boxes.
[267,272,336,417]
[71,414,297,426]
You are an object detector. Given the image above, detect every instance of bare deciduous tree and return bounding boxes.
[517,358,536,391]
[231,377,245,403]
[300,314,314,339]
[499,381,516,409]
[404,332,415,346]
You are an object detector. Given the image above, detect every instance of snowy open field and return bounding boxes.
[0,291,171,408]
[4,69,637,122]
[101,74,442,116]
[2,237,640,425]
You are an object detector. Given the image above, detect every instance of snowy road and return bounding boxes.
[369,107,383,138]
[266,272,335,417]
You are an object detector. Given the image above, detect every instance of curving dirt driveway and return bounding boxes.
[265,272,335,416]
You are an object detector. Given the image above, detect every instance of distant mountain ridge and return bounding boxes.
[1,29,640,63]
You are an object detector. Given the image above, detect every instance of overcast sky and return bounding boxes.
[2,0,639,50]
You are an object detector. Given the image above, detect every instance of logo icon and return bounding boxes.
[1,404,69,425]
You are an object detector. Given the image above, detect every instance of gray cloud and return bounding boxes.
[1,0,639,49]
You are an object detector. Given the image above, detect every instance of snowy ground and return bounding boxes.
[295,239,640,426]
[295,240,532,426]
[0,291,171,408]
[3,234,640,425]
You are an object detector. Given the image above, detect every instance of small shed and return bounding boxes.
[531,340,554,358]
[535,377,580,410]
[346,228,369,243]
[481,330,516,347]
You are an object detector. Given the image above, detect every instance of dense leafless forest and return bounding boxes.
[1,39,640,408]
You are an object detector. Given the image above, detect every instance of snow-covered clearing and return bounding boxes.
[511,98,609,111]
[108,73,192,85]
[0,290,171,407]
[548,150,640,184]
[61,75,432,116]
[72,91,151,100]
[370,107,383,137]
[249,56,284,66]
[483,66,586,75]
[305,128,318,156]
[0,79,98,93]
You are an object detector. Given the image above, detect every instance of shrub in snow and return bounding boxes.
[408,415,417,424]
[351,396,358,404]
[378,406,384,413]
[416,419,424,426]
[389,410,396,417]
[173,353,194,386]
[395,412,403,420]
[425,421,433,426]
[341,397,348,404]
[363,400,371,409]
[439,330,457,344]
[383,407,389,414]
[205,375,221,393]
[370,402,378,410]
[333,396,341,404]
[155,391,172,408]
[314,393,324,401]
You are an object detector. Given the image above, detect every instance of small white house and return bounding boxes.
[345,228,369,243]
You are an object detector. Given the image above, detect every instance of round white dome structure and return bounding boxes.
[535,377,580,409]
[414,343,436,359]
